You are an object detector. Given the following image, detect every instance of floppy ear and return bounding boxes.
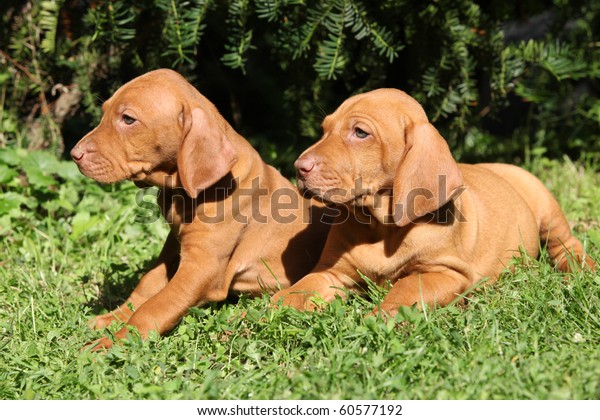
[392,122,463,227]
[177,107,238,198]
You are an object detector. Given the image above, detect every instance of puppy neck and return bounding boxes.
[358,191,397,228]
[133,169,180,190]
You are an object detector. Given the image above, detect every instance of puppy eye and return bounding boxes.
[354,127,369,139]
[123,115,136,125]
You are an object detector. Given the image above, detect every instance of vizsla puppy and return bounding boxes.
[271,88,596,315]
[71,69,331,349]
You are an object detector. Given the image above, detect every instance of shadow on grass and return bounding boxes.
[82,260,241,317]
[82,261,147,315]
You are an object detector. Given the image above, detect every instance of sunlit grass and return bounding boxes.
[0,152,598,399]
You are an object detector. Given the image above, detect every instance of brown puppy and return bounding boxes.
[71,69,331,349]
[271,88,596,315]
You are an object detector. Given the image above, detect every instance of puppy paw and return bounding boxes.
[368,305,398,321]
[87,308,132,330]
[270,289,318,311]
[82,336,114,352]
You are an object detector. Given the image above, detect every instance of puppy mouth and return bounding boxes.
[297,172,379,206]
[74,159,123,184]
[74,153,142,184]
[296,181,328,202]
[127,170,147,182]
[125,160,163,182]
[296,177,357,204]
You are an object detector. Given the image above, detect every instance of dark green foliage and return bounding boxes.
[1,0,598,172]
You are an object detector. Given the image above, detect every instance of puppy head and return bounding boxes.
[70,69,237,198]
[295,88,463,226]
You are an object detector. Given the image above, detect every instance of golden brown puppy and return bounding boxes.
[71,69,331,349]
[271,88,596,315]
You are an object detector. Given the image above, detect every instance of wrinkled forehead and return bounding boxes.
[323,89,428,129]
[102,82,180,115]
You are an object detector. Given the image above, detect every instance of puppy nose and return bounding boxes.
[294,157,315,178]
[70,146,84,161]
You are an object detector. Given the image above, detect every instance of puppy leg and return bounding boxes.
[476,164,595,272]
[88,251,231,350]
[271,272,350,311]
[539,205,596,272]
[374,270,471,317]
[89,233,180,329]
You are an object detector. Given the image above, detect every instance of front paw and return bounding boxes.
[368,304,399,320]
[271,289,318,311]
[83,336,114,352]
[82,326,132,352]
[87,308,132,330]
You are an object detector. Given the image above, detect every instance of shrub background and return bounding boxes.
[1,1,599,400]
[1,0,599,175]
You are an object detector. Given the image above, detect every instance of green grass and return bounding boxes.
[0,150,598,399]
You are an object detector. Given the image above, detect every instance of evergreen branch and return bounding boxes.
[314,0,348,79]
[158,0,210,67]
[347,0,400,62]
[293,2,336,59]
[222,0,254,72]
[169,0,186,64]
[87,1,136,46]
[39,0,63,54]
[512,40,589,81]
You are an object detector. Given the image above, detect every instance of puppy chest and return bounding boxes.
[347,241,414,285]
[229,260,291,295]
[157,191,196,230]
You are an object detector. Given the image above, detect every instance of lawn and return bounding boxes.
[0,149,598,399]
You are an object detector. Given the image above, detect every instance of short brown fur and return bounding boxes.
[71,69,331,349]
[272,89,596,315]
